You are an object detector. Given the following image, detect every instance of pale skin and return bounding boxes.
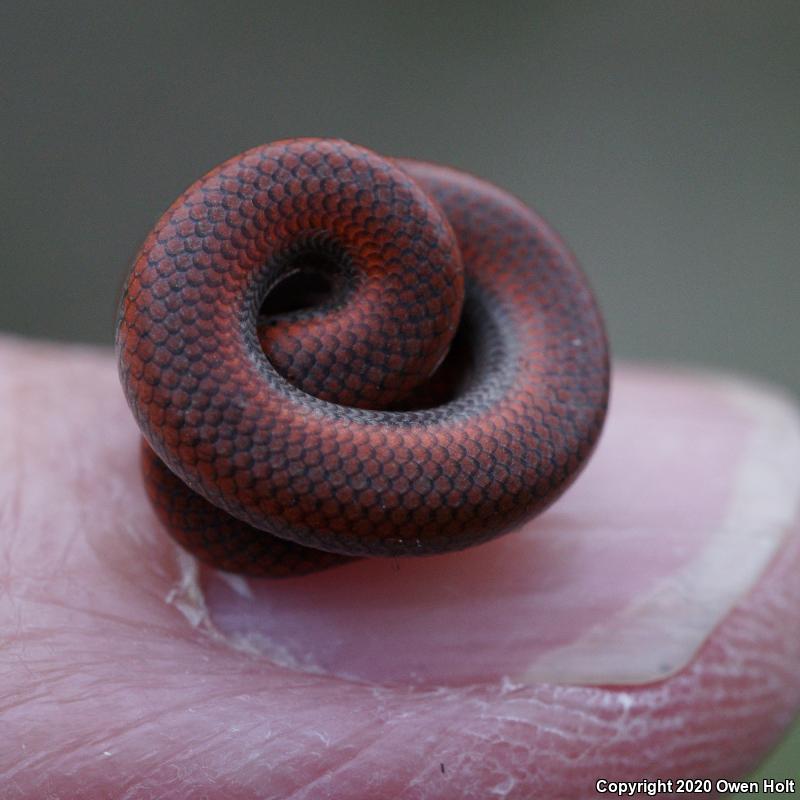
[2,336,799,799]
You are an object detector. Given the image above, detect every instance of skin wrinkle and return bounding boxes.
[108,728,238,800]
[14,691,217,790]
[390,766,441,800]
[282,741,380,800]
[303,722,462,800]
[13,595,168,639]
[245,712,377,786]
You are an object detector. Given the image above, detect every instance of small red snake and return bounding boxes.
[116,139,609,576]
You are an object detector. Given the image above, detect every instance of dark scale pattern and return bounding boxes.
[116,139,609,577]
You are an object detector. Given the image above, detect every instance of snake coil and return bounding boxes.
[116,138,609,576]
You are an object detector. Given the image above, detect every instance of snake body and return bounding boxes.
[116,139,609,576]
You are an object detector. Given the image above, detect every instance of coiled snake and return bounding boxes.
[116,139,609,576]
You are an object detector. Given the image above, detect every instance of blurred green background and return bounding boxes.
[1,0,797,788]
